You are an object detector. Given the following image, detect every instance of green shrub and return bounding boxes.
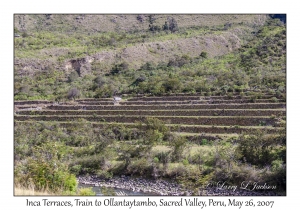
[155,151,171,166]
[144,129,164,147]
[67,87,80,100]
[144,117,170,135]
[16,142,77,193]
[200,51,208,59]
[127,158,152,176]
[170,134,187,162]
[271,160,283,171]
[201,139,208,145]
[77,187,96,196]
[204,92,211,96]
[68,71,79,83]
[182,159,189,166]
[96,170,113,179]
[70,165,82,176]
[271,97,278,102]
[235,131,285,166]
[227,92,233,99]
[250,95,257,103]
[168,164,189,178]
[94,76,106,88]
[153,157,159,164]
[163,78,182,93]
[140,62,156,70]
[110,62,129,75]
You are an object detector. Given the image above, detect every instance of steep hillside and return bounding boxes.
[14,14,285,100]
[14,15,266,73]
[14,14,266,34]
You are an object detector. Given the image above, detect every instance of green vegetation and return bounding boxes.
[15,15,285,101]
[14,115,286,194]
[14,14,286,195]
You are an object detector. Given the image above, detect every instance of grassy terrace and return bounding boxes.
[18,109,286,116]
[14,100,54,105]
[126,95,278,101]
[69,99,285,105]
[14,115,277,126]
[44,103,286,110]
[15,120,284,134]
[67,94,277,101]
[14,99,286,107]
[175,133,239,141]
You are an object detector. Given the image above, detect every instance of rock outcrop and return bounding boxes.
[65,56,94,76]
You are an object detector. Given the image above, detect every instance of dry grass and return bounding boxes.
[152,144,214,157]
[152,145,171,153]
[184,144,214,156]
[14,14,268,73]
[14,14,264,34]
[14,187,54,196]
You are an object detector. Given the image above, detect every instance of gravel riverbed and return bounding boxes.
[77,176,278,196]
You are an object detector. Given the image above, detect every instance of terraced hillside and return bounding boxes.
[14,95,287,196]
[15,93,285,142]
[14,93,286,195]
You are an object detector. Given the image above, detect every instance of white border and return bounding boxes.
[2,1,298,209]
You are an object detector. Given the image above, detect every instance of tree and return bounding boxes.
[136,74,146,83]
[130,74,147,87]
[21,142,77,193]
[149,24,161,32]
[221,85,230,94]
[94,84,114,98]
[200,51,208,59]
[110,62,129,75]
[169,134,187,161]
[163,78,182,93]
[168,17,178,33]
[67,88,80,100]
[167,55,190,67]
[149,15,155,24]
[163,21,169,31]
[136,117,170,155]
[235,131,285,166]
[140,62,156,70]
[94,76,106,88]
